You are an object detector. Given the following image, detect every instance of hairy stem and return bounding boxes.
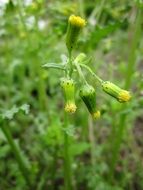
[75,62,88,84]
[63,113,72,190]
[80,63,103,83]
[69,51,73,77]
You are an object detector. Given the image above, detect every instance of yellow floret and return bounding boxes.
[65,103,77,114]
[118,90,131,102]
[92,111,101,119]
[69,15,86,27]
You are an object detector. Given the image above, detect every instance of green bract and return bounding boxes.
[102,81,131,103]
[79,84,100,119]
[60,78,77,113]
[74,53,87,63]
[66,15,86,53]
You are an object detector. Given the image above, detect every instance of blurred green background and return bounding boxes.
[0,0,143,189]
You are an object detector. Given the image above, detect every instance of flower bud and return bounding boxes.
[102,81,131,103]
[60,78,77,113]
[92,110,101,119]
[66,15,86,52]
[79,84,100,119]
[74,53,87,63]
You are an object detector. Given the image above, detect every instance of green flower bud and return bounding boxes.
[79,84,100,119]
[66,15,86,52]
[102,81,131,103]
[74,53,87,63]
[60,78,77,113]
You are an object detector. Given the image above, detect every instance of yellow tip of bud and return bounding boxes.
[65,103,77,114]
[69,15,86,27]
[118,90,131,103]
[92,111,101,119]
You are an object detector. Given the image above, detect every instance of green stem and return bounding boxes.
[69,51,73,77]
[63,113,72,190]
[33,14,47,111]
[0,120,32,187]
[75,62,87,84]
[78,0,85,18]
[88,0,106,25]
[38,63,47,111]
[125,8,142,89]
[17,0,27,32]
[88,116,96,167]
[80,63,103,83]
[51,148,58,190]
[109,111,126,181]
[96,0,106,23]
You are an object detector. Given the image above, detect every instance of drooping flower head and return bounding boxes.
[60,78,77,113]
[66,15,86,53]
[79,84,100,119]
[102,81,131,103]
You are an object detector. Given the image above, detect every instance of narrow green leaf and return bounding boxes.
[42,63,66,70]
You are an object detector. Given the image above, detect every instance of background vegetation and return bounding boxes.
[0,0,143,189]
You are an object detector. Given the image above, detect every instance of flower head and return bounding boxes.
[66,15,86,53]
[69,15,86,28]
[79,84,100,119]
[102,81,131,103]
[60,78,77,114]
[118,90,131,103]
[65,103,77,113]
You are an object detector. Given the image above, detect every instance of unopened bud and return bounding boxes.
[102,81,131,103]
[79,84,100,119]
[60,78,77,113]
[66,15,86,52]
[74,53,87,63]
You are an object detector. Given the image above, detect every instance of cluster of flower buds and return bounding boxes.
[60,77,100,119]
[59,15,131,119]
[43,14,132,119]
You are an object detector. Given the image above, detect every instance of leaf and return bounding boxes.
[70,142,90,156]
[20,104,30,115]
[62,125,75,137]
[2,106,19,120]
[89,22,122,46]
[1,104,30,120]
[0,144,10,158]
[81,57,92,65]
[41,117,64,146]
[42,63,66,70]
